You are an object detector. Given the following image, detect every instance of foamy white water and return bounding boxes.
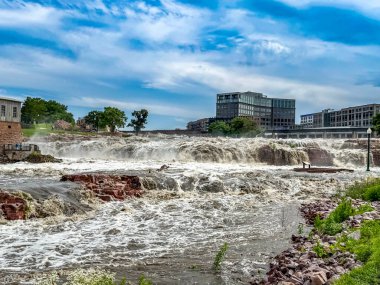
[0,136,378,284]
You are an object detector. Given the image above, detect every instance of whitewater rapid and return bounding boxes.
[0,135,379,284]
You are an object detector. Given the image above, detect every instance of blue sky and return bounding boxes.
[1,0,380,129]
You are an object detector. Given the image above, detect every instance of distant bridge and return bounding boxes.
[264,127,374,139]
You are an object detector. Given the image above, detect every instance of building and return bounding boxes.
[0,97,22,145]
[187,118,213,132]
[301,104,380,129]
[216,91,295,129]
[300,109,332,128]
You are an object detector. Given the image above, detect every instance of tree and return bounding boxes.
[21,97,47,124]
[208,121,231,136]
[230,117,259,136]
[84,110,103,131]
[373,113,380,134]
[128,109,149,134]
[101,107,127,132]
[21,97,74,125]
[45,100,74,124]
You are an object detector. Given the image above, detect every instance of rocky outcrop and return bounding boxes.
[257,145,308,166]
[0,191,27,220]
[24,152,62,163]
[61,174,143,201]
[342,139,380,166]
[305,148,334,166]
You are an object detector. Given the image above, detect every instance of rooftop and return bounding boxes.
[0,96,22,103]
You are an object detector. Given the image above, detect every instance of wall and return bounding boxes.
[0,121,23,145]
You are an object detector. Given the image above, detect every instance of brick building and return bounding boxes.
[0,97,22,145]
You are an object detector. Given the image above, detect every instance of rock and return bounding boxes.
[0,191,27,220]
[311,271,327,285]
[347,231,361,241]
[306,148,334,166]
[61,174,143,201]
[24,152,62,163]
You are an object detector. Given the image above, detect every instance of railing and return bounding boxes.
[4,144,39,152]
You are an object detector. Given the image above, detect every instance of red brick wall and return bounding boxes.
[0,122,22,145]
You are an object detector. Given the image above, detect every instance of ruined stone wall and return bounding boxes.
[0,121,22,145]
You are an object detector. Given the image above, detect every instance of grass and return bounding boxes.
[334,220,380,285]
[22,123,99,138]
[345,178,380,202]
[314,199,355,236]
[213,242,228,271]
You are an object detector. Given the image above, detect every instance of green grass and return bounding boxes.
[334,221,380,285]
[22,123,99,138]
[314,199,355,236]
[345,178,380,202]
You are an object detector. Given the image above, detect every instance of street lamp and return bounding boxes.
[367,128,372,172]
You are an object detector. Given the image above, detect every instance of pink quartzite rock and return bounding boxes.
[61,174,143,201]
[0,191,27,220]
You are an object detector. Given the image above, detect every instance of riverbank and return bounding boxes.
[252,178,380,285]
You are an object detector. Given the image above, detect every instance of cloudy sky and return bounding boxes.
[1,0,380,129]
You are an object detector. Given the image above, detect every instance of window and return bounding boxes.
[0,105,5,117]
[13,107,17,118]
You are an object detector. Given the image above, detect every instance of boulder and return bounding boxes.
[0,191,27,220]
[61,174,143,201]
[311,271,327,285]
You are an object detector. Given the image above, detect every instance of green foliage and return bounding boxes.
[230,117,259,136]
[21,97,74,124]
[314,199,355,236]
[345,178,380,201]
[138,275,153,285]
[84,110,103,131]
[101,107,127,132]
[373,113,380,134]
[128,109,149,134]
[213,242,228,271]
[208,117,260,136]
[313,241,329,258]
[354,204,374,215]
[208,121,231,135]
[334,221,380,285]
[298,223,304,235]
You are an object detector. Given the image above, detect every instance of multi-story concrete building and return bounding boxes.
[300,109,332,128]
[216,91,295,129]
[0,97,22,145]
[301,104,380,128]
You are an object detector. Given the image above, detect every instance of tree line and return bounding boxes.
[21,97,149,133]
[83,107,148,133]
[208,117,261,137]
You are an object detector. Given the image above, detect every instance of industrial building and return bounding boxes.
[0,97,22,145]
[300,104,380,129]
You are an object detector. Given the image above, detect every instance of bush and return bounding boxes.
[362,185,380,201]
[345,178,380,201]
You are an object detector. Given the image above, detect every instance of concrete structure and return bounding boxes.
[0,97,22,145]
[216,91,295,129]
[301,104,380,128]
[264,127,374,139]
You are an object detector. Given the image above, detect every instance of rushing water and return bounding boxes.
[0,136,378,284]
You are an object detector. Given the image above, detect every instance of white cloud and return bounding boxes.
[0,3,63,27]
[277,0,380,17]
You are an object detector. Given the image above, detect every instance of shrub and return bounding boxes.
[213,242,228,271]
[362,185,380,202]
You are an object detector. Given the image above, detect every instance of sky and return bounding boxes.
[1,0,380,130]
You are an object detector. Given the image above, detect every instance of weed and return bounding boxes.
[313,241,329,258]
[138,275,153,285]
[213,242,229,271]
[345,178,380,201]
[298,223,304,235]
[354,203,374,215]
